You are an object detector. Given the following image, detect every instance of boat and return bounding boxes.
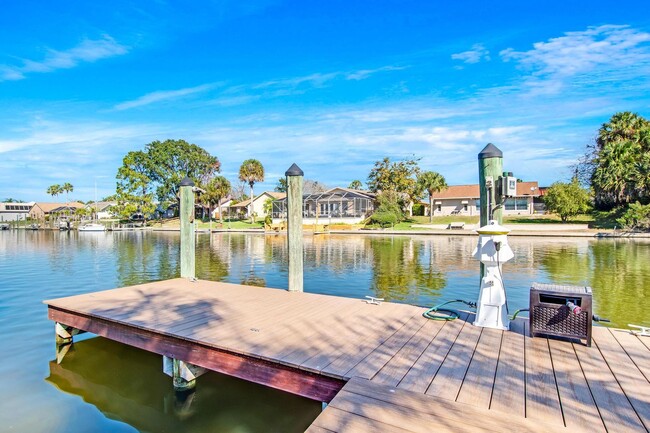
[59,220,71,231]
[78,223,106,232]
[26,223,40,230]
[0,223,9,230]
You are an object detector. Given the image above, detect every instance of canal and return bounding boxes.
[1,230,648,432]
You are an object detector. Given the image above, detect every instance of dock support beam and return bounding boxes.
[478,144,503,281]
[163,356,207,392]
[55,322,85,363]
[286,163,304,292]
[180,177,196,280]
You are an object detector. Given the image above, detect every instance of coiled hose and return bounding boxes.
[423,300,477,321]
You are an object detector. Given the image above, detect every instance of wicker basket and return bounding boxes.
[529,283,593,346]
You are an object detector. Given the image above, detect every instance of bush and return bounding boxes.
[412,203,425,216]
[617,202,650,231]
[367,191,404,227]
[369,210,400,227]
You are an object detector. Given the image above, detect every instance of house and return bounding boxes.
[0,201,35,222]
[272,187,375,224]
[428,181,542,216]
[29,202,86,221]
[210,196,234,219]
[85,201,117,220]
[231,192,286,219]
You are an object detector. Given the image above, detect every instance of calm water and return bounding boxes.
[1,230,649,432]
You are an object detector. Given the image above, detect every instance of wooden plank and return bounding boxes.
[548,339,606,432]
[609,328,650,382]
[425,316,482,401]
[335,377,589,433]
[489,319,525,417]
[592,327,650,430]
[304,425,335,433]
[397,313,467,393]
[574,338,647,432]
[48,306,345,402]
[310,406,413,433]
[321,309,423,379]
[346,314,427,380]
[456,327,503,408]
[300,304,415,373]
[524,334,563,424]
[372,318,446,387]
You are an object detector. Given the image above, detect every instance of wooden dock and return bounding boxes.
[45,278,649,432]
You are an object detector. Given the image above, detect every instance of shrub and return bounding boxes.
[617,202,650,231]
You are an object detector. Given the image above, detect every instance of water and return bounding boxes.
[1,230,648,432]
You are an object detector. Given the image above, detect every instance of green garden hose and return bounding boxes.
[423,300,477,321]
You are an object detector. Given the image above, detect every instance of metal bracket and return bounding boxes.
[629,324,650,337]
[365,296,384,305]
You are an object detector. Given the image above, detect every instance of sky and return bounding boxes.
[1,0,649,202]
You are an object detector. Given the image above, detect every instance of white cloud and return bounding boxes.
[500,25,650,94]
[346,65,408,80]
[0,35,128,81]
[114,83,217,110]
[451,44,490,64]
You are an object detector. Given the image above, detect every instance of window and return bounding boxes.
[463,204,468,212]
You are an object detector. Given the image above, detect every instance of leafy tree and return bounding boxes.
[417,171,447,223]
[275,177,287,193]
[367,156,421,212]
[202,175,231,227]
[579,112,650,208]
[617,202,650,231]
[543,178,591,222]
[238,159,264,223]
[348,180,363,190]
[368,191,404,227]
[115,139,220,220]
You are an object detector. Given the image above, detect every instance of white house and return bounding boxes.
[0,202,35,222]
[428,181,542,216]
[230,191,286,219]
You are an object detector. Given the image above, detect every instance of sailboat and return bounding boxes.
[79,181,106,232]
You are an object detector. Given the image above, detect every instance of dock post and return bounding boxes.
[179,177,196,279]
[286,163,304,292]
[163,356,206,392]
[478,143,503,280]
[54,322,85,363]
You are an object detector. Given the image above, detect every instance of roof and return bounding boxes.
[431,181,541,200]
[230,191,286,208]
[32,202,86,213]
[85,201,116,212]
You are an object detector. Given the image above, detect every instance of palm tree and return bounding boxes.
[238,159,264,223]
[202,176,231,231]
[61,182,74,218]
[46,184,62,200]
[349,180,363,190]
[417,171,447,223]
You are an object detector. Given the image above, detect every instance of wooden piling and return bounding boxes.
[478,143,504,226]
[179,177,195,279]
[286,163,304,292]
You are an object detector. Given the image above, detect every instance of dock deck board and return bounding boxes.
[45,278,650,432]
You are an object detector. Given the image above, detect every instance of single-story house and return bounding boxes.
[428,181,543,216]
[0,201,35,222]
[29,202,86,221]
[84,201,117,220]
[272,187,375,224]
[210,196,234,219]
[231,191,286,218]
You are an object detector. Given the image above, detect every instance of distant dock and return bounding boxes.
[45,279,649,432]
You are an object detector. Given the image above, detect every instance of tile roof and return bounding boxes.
[430,181,540,199]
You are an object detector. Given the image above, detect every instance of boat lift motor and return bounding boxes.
[472,220,514,330]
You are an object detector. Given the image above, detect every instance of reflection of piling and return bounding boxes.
[180,177,196,279]
[286,163,304,292]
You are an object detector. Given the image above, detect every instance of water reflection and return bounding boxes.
[46,338,321,433]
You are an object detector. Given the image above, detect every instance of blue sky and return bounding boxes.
[1,1,649,202]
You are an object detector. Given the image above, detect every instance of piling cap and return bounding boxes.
[285,163,304,177]
[476,220,511,235]
[478,143,503,159]
[180,177,195,187]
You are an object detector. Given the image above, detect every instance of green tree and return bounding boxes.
[543,178,591,222]
[417,171,447,223]
[202,176,231,228]
[46,184,63,200]
[348,180,363,190]
[617,202,650,231]
[275,177,287,193]
[116,150,156,221]
[583,112,650,208]
[3,198,24,203]
[238,159,264,223]
[368,190,404,227]
[367,156,421,213]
